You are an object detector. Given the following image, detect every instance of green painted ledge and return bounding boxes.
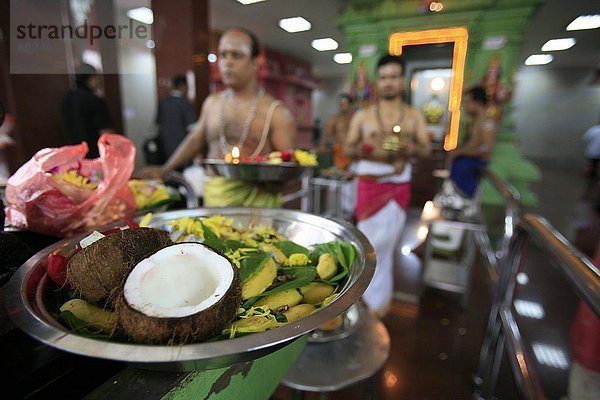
[162,335,308,400]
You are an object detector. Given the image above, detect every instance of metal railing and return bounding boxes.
[478,214,600,399]
[473,171,522,282]
[472,170,522,394]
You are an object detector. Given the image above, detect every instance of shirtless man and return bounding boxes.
[448,86,497,199]
[145,28,296,206]
[318,93,354,170]
[344,54,431,316]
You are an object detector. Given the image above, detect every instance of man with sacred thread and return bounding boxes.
[144,27,296,207]
[344,54,431,317]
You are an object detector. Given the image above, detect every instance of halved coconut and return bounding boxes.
[116,242,242,344]
[67,227,172,305]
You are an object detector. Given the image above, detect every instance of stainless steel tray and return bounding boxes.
[203,159,313,182]
[5,208,375,371]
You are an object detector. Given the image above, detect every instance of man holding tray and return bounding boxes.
[144,27,297,207]
[344,54,431,317]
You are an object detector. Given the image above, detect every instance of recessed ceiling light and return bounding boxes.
[566,14,600,31]
[334,53,353,64]
[236,0,267,4]
[278,17,311,33]
[541,38,576,51]
[311,38,338,51]
[207,53,217,63]
[524,54,553,66]
[516,272,529,285]
[127,7,154,25]
[430,77,446,92]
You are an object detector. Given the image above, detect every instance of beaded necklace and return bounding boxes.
[219,87,265,154]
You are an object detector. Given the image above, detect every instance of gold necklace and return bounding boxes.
[377,101,405,151]
[219,87,265,155]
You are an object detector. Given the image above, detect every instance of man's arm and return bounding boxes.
[408,108,432,158]
[269,105,297,151]
[318,116,336,152]
[343,111,363,159]
[455,119,497,159]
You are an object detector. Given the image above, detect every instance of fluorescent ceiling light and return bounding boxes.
[541,38,576,51]
[311,38,338,51]
[514,300,545,319]
[566,14,600,31]
[524,54,553,66]
[237,0,267,4]
[334,53,352,64]
[532,343,569,369]
[127,7,153,25]
[279,17,311,33]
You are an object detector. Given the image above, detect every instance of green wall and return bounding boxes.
[339,0,544,206]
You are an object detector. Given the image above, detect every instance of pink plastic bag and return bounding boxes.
[5,133,137,237]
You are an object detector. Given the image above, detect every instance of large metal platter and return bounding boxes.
[203,159,313,182]
[5,208,375,371]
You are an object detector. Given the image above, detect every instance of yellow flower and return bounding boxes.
[293,150,318,167]
[54,169,98,190]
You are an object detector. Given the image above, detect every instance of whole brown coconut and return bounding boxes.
[116,243,242,344]
[66,227,172,305]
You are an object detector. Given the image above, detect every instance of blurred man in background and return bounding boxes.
[155,74,197,161]
[143,27,296,207]
[319,93,354,170]
[61,63,114,159]
[345,54,431,317]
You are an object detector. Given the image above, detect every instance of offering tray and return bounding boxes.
[203,159,313,182]
[5,207,375,371]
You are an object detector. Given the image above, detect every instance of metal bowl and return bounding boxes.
[5,208,375,371]
[203,159,313,182]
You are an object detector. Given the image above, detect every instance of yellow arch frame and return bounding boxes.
[389,27,468,150]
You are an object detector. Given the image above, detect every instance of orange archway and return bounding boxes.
[389,27,469,150]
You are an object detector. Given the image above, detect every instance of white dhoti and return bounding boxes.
[354,160,412,313]
[358,201,406,312]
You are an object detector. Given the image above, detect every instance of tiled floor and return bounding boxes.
[273,162,595,400]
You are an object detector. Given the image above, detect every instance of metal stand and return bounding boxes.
[164,171,199,209]
[310,177,350,219]
[281,303,390,399]
[421,217,484,309]
[281,169,314,212]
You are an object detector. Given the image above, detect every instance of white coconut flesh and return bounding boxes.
[123,243,234,318]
